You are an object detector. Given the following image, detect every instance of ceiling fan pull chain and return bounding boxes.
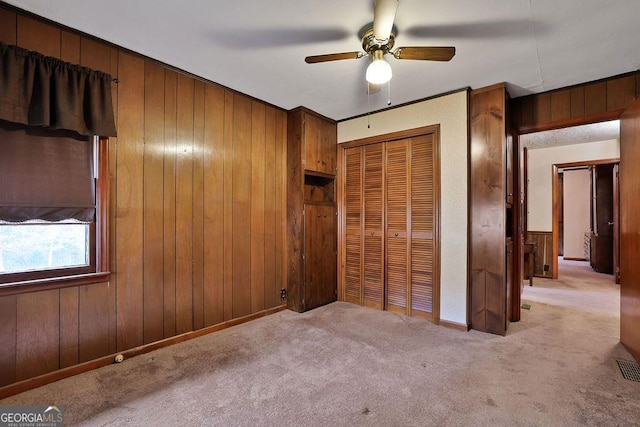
[367,81,371,129]
[387,80,391,106]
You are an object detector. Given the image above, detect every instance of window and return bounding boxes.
[0,122,109,289]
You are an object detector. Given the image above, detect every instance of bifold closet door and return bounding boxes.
[363,144,385,309]
[342,134,435,319]
[385,140,410,314]
[410,135,435,319]
[344,147,363,304]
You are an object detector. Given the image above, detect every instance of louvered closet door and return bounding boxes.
[385,140,410,314]
[363,144,385,309]
[410,135,435,320]
[344,147,363,304]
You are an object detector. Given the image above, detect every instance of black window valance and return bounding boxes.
[0,42,117,137]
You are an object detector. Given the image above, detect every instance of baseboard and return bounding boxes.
[439,319,470,332]
[563,257,587,261]
[0,305,287,400]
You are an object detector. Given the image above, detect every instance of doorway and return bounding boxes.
[520,120,620,282]
[551,159,620,282]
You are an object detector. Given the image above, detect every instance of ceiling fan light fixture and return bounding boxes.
[366,50,392,84]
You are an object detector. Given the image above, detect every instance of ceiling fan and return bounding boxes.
[304,0,455,85]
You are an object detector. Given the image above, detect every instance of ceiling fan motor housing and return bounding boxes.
[360,25,395,56]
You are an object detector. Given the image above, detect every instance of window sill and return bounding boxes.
[0,272,111,297]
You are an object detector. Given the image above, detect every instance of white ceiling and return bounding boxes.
[6,0,640,121]
[522,120,620,150]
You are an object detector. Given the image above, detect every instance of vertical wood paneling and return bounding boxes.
[203,85,225,326]
[115,52,145,351]
[232,94,252,318]
[175,74,194,335]
[16,15,60,58]
[16,290,59,380]
[0,8,16,44]
[275,111,286,305]
[519,97,534,128]
[527,231,554,278]
[470,86,508,335]
[607,75,636,111]
[107,47,119,356]
[584,82,607,115]
[163,70,177,338]
[533,93,551,124]
[0,6,290,390]
[0,295,17,387]
[59,288,79,369]
[515,72,639,131]
[263,107,277,309]
[550,90,571,122]
[104,48,120,353]
[78,284,110,362]
[60,31,80,63]
[620,97,640,361]
[251,102,266,313]
[142,61,165,344]
[223,91,234,321]
[80,37,111,73]
[570,87,585,118]
[80,36,120,356]
[192,81,206,331]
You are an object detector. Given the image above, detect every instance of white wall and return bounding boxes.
[338,90,468,326]
[527,139,619,231]
[562,169,591,259]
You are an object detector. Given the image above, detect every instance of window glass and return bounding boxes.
[0,221,90,274]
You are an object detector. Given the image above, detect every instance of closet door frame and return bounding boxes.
[337,125,441,323]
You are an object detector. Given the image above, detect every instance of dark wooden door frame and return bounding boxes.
[551,159,619,278]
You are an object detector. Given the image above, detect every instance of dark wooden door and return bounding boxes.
[620,98,640,362]
[304,204,337,310]
[592,164,614,274]
[613,164,620,284]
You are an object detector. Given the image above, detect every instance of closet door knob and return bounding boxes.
[395,232,399,237]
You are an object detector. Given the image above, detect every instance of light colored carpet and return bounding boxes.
[2,259,639,426]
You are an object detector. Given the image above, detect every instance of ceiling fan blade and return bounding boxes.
[373,0,398,41]
[393,46,456,61]
[305,52,363,64]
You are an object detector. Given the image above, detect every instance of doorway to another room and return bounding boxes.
[520,120,620,285]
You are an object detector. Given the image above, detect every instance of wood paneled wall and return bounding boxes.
[512,71,640,133]
[526,232,554,278]
[0,7,286,388]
